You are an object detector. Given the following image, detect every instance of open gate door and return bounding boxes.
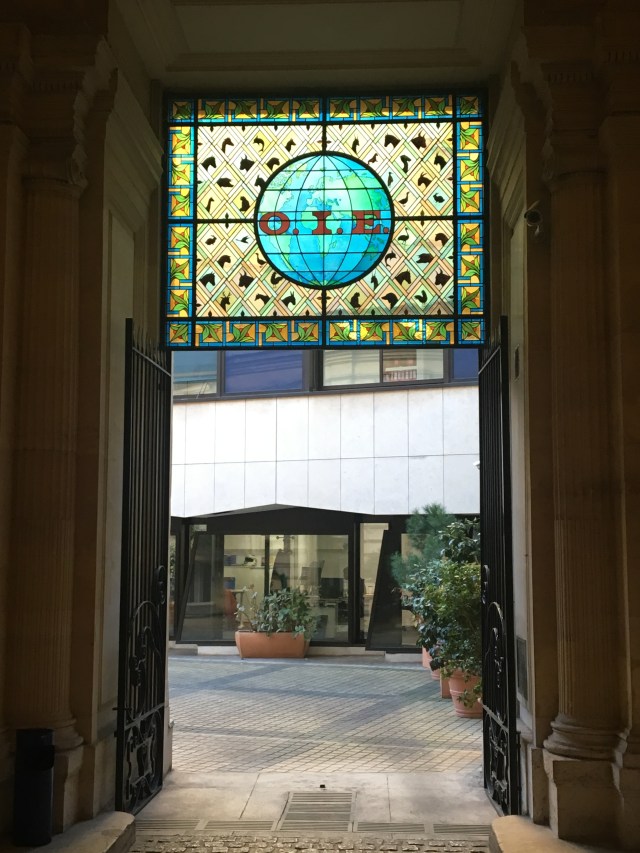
[479,317,520,815]
[115,320,172,813]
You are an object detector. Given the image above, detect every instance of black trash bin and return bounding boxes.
[12,728,55,847]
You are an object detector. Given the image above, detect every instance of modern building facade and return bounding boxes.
[0,1,639,850]
[169,348,479,647]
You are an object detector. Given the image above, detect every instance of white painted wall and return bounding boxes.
[171,385,479,518]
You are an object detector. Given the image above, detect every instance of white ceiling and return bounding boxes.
[116,0,520,90]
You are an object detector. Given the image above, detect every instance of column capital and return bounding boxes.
[22,35,116,191]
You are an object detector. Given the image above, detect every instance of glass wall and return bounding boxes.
[269,533,349,642]
[361,523,418,649]
[171,511,419,649]
[176,527,350,643]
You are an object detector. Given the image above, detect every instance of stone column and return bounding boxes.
[0,21,30,827]
[600,97,640,848]
[540,78,622,842]
[8,165,85,748]
[6,56,99,830]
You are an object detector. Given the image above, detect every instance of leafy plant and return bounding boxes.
[391,502,454,587]
[235,588,317,639]
[430,558,482,678]
[392,507,481,695]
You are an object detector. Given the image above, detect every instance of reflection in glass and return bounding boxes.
[323,350,379,386]
[179,530,266,642]
[362,523,417,648]
[382,350,444,383]
[271,533,349,642]
[173,351,217,397]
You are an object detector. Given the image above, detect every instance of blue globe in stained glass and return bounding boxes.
[255,152,394,289]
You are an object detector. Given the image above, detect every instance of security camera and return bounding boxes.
[523,202,543,236]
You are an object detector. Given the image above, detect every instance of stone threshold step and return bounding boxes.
[490,816,613,853]
[0,812,134,853]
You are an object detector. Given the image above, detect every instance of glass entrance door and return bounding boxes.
[269,534,350,642]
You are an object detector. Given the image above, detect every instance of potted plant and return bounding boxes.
[391,503,453,682]
[393,511,481,713]
[431,556,482,717]
[234,587,317,658]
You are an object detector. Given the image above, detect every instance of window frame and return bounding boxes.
[172,347,477,402]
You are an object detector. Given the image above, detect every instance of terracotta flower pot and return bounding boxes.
[234,630,308,659]
[448,670,482,718]
[422,648,441,680]
[440,672,451,698]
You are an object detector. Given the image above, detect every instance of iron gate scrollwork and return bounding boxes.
[479,316,520,815]
[116,319,171,813]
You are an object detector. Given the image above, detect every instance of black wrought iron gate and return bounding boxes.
[116,320,172,813]
[479,316,520,815]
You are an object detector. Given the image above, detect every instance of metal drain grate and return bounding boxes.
[278,791,354,832]
[204,821,276,832]
[356,822,426,833]
[433,823,491,837]
[136,819,202,833]
[136,819,276,834]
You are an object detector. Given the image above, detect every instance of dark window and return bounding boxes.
[452,348,479,381]
[224,350,304,394]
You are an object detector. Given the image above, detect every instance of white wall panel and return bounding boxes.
[374,391,408,457]
[184,401,215,464]
[308,459,341,509]
[184,464,215,516]
[172,385,479,517]
[276,396,309,460]
[340,457,375,513]
[276,460,309,506]
[408,455,444,513]
[443,454,480,514]
[171,405,186,465]
[214,400,246,463]
[408,387,444,455]
[245,398,277,462]
[214,462,245,512]
[374,457,409,514]
[340,393,374,459]
[443,387,479,455]
[244,461,277,507]
[308,395,341,459]
[170,464,185,517]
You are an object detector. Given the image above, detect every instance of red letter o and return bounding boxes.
[259,212,290,235]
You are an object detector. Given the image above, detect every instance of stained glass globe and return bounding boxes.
[255,152,394,288]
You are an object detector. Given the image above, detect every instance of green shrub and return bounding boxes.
[393,507,481,687]
[236,588,317,639]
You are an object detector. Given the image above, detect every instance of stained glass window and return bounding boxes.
[164,94,485,349]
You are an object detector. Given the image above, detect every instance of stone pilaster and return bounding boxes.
[0,21,32,833]
[9,168,85,746]
[542,78,620,765]
[6,38,113,831]
[599,51,640,848]
[533,65,621,843]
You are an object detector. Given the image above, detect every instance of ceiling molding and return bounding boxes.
[169,48,476,73]
[172,0,441,5]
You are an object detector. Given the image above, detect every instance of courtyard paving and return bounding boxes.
[134,655,495,849]
[167,655,482,774]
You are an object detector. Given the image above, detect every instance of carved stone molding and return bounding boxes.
[545,714,620,762]
[0,23,33,125]
[23,37,116,192]
[541,131,603,185]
